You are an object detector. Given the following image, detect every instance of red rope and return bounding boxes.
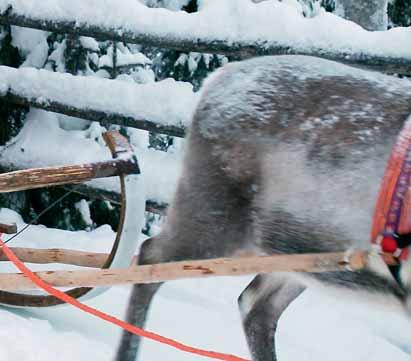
[0,237,250,361]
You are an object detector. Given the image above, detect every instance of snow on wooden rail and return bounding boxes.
[0,251,372,290]
[0,0,410,74]
[0,66,192,138]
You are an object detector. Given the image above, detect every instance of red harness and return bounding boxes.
[371,117,411,264]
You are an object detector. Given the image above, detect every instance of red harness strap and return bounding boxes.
[0,236,249,361]
[371,117,411,263]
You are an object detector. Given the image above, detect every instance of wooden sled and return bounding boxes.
[0,132,398,306]
[0,131,142,307]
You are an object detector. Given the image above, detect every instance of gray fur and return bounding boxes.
[115,55,411,361]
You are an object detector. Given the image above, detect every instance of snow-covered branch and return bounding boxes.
[0,66,192,137]
[0,0,410,74]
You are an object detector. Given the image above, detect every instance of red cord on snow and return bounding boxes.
[0,236,250,361]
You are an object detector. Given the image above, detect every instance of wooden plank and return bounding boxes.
[0,223,17,234]
[0,157,138,193]
[0,251,369,290]
[103,131,133,156]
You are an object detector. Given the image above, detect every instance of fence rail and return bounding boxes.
[3,93,186,138]
[0,66,190,137]
[1,2,411,75]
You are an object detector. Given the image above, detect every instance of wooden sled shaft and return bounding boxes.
[0,251,369,291]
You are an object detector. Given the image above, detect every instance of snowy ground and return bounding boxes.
[1,208,411,361]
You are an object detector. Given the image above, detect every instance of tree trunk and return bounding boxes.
[335,0,388,30]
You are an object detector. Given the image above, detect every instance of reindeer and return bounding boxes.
[115,55,411,361]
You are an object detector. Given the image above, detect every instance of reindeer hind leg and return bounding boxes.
[238,274,306,361]
[114,237,165,361]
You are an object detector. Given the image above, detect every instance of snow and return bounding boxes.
[142,0,192,12]
[0,65,197,128]
[0,208,411,361]
[1,0,411,60]
[99,45,152,69]
[10,27,48,68]
[79,36,99,52]
[74,200,93,229]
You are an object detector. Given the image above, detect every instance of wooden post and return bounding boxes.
[0,251,369,290]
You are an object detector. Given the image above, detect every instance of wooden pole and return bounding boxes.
[0,251,369,291]
[0,223,17,234]
[3,93,187,138]
[0,247,110,268]
[0,131,140,193]
[0,11,410,75]
[0,158,138,193]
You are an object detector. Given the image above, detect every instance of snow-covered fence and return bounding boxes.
[0,66,192,138]
[0,66,185,214]
[0,0,410,74]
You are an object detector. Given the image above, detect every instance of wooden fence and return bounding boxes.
[1,1,410,73]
